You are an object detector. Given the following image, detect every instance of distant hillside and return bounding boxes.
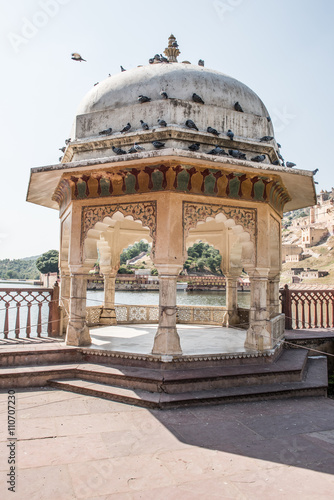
[0,257,40,280]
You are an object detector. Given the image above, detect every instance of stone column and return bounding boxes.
[244,268,271,351]
[223,273,240,327]
[100,270,117,325]
[268,274,280,318]
[152,264,182,356]
[59,272,70,335]
[65,266,91,346]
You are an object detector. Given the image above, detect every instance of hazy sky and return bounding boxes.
[1,0,333,259]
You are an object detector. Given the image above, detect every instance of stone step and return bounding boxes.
[0,349,308,392]
[0,343,81,367]
[48,357,328,409]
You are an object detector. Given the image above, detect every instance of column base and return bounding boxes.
[152,327,182,355]
[100,308,117,325]
[65,323,91,346]
[244,325,272,351]
[222,311,240,328]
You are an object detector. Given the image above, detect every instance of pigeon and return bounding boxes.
[112,146,127,155]
[277,152,284,162]
[198,59,204,67]
[59,147,66,153]
[312,168,319,175]
[120,66,126,72]
[59,156,63,162]
[207,126,219,136]
[149,58,154,64]
[272,160,280,166]
[128,143,145,154]
[94,82,99,86]
[192,93,205,104]
[208,146,228,156]
[138,95,151,104]
[160,91,168,99]
[65,138,71,145]
[251,154,266,163]
[286,162,296,168]
[71,52,86,62]
[99,127,112,136]
[234,102,244,112]
[152,141,165,149]
[266,116,271,122]
[160,54,169,63]
[121,123,131,133]
[277,143,282,149]
[140,120,149,130]
[188,143,200,151]
[172,41,179,48]
[260,136,274,142]
[227,129,234,140]
[314,181,319,184]
[185,120,199,131]
[154,54,162,63]
[229,149,246,160]
[158,119,167,127]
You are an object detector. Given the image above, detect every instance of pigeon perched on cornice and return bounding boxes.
[286,162,296,168]
[260,136,274,142]
[208,146,228,156]
[99,128,112,136]
[138,95,151,104]
[59,147,66,153]
[152,141,165,149]
[227,130,234,141]
[112,146,127,155]
[121,123,131,133]
[160,91,168,99]
[120,66,126,72]
[234,102,244,112]
[188,143,200,151]
[158,119,167,127]
[251,154,266,163]
[185,120,199,131]
[198,59,204,67]
[160,54,169,63]
[192,93,205,104]
[140,120,149,130]
[312,168,319,175]
[207,126,219,136]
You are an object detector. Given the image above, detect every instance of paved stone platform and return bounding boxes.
[0,389,333,499]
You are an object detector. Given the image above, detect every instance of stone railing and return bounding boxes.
[0,286,60,339]
[86,304,250,328]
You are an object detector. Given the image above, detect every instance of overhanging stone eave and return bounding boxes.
[26,148,316,210]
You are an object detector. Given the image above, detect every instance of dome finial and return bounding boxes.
[164,34,180,62]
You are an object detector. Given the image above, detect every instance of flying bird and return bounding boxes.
[208,146,228,156]
[234,102,244,112]
[185,119,199,131]
[207,126,219,136]
[312,168,319,175]
[198,59,204,67]
[286,162,296,168]
[59,147,66,153]
[152,141,165,149]
[71,53,86,62]
[120,66,126,72]
[140,120,149,130]
[260,136,274,142]
[112,146,127,155]
[251,154,266,163]
[160,91,168,99]
[138,95,151,104]
[227,129,234,141]
[99,127,112,136]
[121,123,131,133]
[158,119,167,127]
[188,143,200,151]
[192,93,205,104]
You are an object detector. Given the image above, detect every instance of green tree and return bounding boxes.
[36,250,59,275]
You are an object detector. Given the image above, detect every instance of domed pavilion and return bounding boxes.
[27,35,316,357]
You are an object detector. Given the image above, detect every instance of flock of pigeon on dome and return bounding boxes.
[65,37,318,180]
